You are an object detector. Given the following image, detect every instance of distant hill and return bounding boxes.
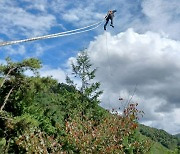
[175,133,180,138]
[139,124,180,151]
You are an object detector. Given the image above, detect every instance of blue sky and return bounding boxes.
[1,0,180,134]
[0,0,145,64]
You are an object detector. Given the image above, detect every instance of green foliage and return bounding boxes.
[175,133,180,138]
[149,142,177,154]
[0,57,41,113]
[69,50,103,102]
[139,124,180,151]
[0,57,41,77]
[0,138,6,153]
[62,103,151,153]
[0,57,151,153]
[15,129,62,153]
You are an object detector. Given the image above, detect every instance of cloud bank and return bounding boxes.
[87,29,180,134]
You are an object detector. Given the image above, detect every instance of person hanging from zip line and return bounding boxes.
[104,10,117,30]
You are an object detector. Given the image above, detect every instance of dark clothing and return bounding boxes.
[104,10,117,30]
[104,15,113,28]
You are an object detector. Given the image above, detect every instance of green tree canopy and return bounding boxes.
[68,50,103,103]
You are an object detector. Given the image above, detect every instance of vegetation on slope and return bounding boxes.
[175,133,180,138]
[0,51,175,153]
[139,124,180,152]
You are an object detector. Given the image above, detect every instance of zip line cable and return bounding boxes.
[105,32,112,77]
[105,31,113,109]
[0,20,104,47]
[104,11,122,110]
[105,0,112,109]
[104,13,123,110]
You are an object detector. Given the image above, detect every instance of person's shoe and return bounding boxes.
[104,26,106,30]
[110,24,114,28]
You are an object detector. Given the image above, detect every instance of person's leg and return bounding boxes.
[104,18,109,30]
[110,17,114,28]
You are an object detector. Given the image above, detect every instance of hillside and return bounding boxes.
[175,133,180,138]
[0,56,152,153]
[0,56,179,153]
[139,124,180,151]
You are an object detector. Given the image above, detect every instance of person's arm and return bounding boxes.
[104,11,110,19]
[112,10,117,13]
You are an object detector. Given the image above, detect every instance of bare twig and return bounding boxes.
[0,67,16,88]
[0,87,14,111]
[123,84,138,111]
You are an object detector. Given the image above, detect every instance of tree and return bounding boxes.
[0,57,41,112]
[67,50,103,103]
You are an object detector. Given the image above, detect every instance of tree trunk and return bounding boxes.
[0,67,16,88]
[0,87,14,111]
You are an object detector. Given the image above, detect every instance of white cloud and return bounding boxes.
[144,108,180,135]
[2,45,26,55]
[34,44,44,57]
[54,0,106,27]
[87,29,180,134]
[23,0,48,12]
[62,7,104,26]
[50,0,72,13]
[40,66,66,83]
[99,0,180,40]
[63,13,79,22]
[0,0,56,38]
[140,0,180,39]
